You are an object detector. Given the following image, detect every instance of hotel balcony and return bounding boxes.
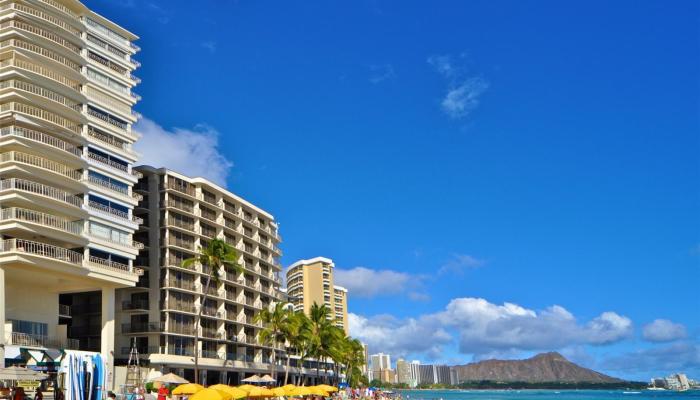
[0,151,84,187]
[122,321,162,334]
[0,238,141,286]
[86,126,136,158]
[122,299,149,312]
[86,199,142,225]
[0,125,82,161]
[0,53,82,93]
[0,206,86,245]
[6,331,79,350]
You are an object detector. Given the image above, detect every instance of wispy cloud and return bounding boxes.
[335,266,426,299]
[201,41,217,54]
[134,117,233,186]
[369,64,396,84]
[428,54,488,120]
[438,253,485,275]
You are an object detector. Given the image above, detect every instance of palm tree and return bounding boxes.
[307,303,334,383]
[182,238,241,384]
[280,310,311,385]
[254,302,291,382]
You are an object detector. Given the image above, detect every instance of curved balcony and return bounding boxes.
[0,53,81,92]
[0,206,83,236]
[0,102,81,134]
[84,86,135,119]
[0,79,82,113]
[0,178,83,208]
[0,151,83,181]
[7,3,82,38]
[0,39,81,72]
[86,126,134,155]
[0,19,82,55]
[0,125,82,158]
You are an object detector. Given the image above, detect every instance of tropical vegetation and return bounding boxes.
[183,238,242,384]
[255,303,367,387]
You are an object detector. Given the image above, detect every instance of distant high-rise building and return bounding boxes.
[449,367,459,385]
[409,361,421,387]
[361,343,370,377]
[286,257,348,334]
[434,365,451,385]
[418,364,435,385]
[396,359,411,385]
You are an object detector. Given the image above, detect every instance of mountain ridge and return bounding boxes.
[453,352,623,383]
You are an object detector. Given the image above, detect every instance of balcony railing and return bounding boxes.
[87,107,128,131]
[84,86,134,118]
[88,174,129,196]
[87,151,129,173]
[7,3,82,37]
[87,200,142,224]
[0,39,81,72]
[0,102,81,134]
[87,126,132,153]
[7,332,79,349]
[0,53,81,91]
[166,199,194,213]
[0,19,81,54]
[1,207,83,235]
[0,238,82,265]
[0,79,81,112]
[168,237,194,250]
[0,151,83,180]
[165,180,196,196]
[167,217,194,231]
[87,255,136,275]
[166,278,196,291]
[164,300,196,313]
[59,304,71,316]
[0,178,83,208]
[88,50,127,75]
[122,299,149,310]
[0,126,82,157]
[122,322,162,334]
[166,323,196,336]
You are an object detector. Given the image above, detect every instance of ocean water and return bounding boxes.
[396,389,700,400]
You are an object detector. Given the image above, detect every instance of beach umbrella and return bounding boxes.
[173,383,205,395]
[208,385,247,399]
[287,387,312,397]
[247,387,274,398]
[281,385,297,396]
[0,366,48,381]
[315,385,337,393]
[151,373,189,384]
[308,387,329,397]
[237,384,257,393]
[190,389,232,400]
[241,375,262,383]
[270,388,286,397]
[259,375,276,384]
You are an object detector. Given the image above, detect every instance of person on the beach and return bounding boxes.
[33,390,42,400]
[157,385,169,400]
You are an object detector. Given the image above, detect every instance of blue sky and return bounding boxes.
[88,0,699,380]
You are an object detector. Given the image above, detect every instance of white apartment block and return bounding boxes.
[0,0,141,387]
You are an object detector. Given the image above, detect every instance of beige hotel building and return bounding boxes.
[286,257,348,335]
[0,0,142,386]
[128,167,295,384]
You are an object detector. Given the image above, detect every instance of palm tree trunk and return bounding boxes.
[194,274,212,384]
[270,343,276,383]
[284,351,291,385]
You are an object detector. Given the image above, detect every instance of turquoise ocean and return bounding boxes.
[396,389,700,400]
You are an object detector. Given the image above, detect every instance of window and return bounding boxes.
[11,320,47,336]
[89,221,130,246]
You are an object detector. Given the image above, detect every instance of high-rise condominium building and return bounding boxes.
[286,257,348,334]
[128,167,288,384]
[0,0,141,385]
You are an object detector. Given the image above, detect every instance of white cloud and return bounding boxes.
[369,64,396,84]
[134,117,233,186]
[438,253,485,275]
[601,341,700,376]
[348,313,452,360]
[428,53,488,120]
[350,297,633,361]
[334,267,417,298]
[201,41,217,53]
[642,319,688,342]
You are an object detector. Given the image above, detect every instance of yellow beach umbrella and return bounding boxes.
[316,385,337,393]
[208,385,247,400]
[247,387,275,398]
[281,385,296,390]
[173,383,205,395]
[288,387,312,397]
[237,385,257,393]
[308,387,329,397]
[190,389,232,400]
[281,385,297,396]
[270,388,286,397]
